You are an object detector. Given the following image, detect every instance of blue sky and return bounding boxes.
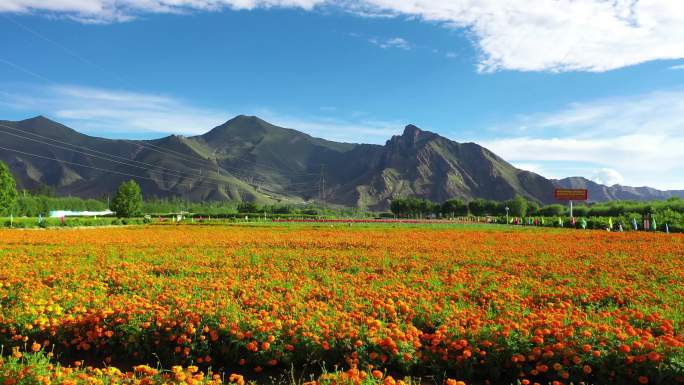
[1,1,684,189]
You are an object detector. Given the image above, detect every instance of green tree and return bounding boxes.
[389,199,404,217]
[391,198,416,218]
[468,199,488,216]
[527,200,541,216]
[0,161,18,215]
[237,201,259,213]
[572,205,590,217]
[390,197,440,218]
[540,204,566,217]
[111,180,143,217]
[417,199,435,218]
[442,199,468,217]
[506,195,529,217]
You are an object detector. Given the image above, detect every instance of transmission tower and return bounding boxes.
[319,164,326,208]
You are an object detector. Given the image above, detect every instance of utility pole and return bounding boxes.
[214,153,223,198]
[569,200,574,218]
[213,151,220,177]
[319,164,326,209]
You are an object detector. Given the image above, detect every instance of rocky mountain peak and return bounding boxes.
[386,124,438,148]
[403,124,422,137]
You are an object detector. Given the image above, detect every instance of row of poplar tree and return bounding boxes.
[0,161,143,217]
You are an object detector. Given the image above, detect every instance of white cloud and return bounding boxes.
[0,83,402,142]
[356,0,684,72]
[0,0,325,23]
[368,37,411,50]
[670,64,684,70]
[512,162,544,175]
[3,1,684,72]
[592,168,625,186]
[480,89,684,190]
[252,109,404,143]
[1,84,229,135]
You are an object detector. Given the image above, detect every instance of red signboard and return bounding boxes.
[554,188,588,201]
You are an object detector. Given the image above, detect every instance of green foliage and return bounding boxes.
[12,193,107,216]
[237,201,259,213]
[572,204,590,217]
[111,180,143,217]
[526,200,540,216]
[264,204,294,214]
[142,198,357,218]
[539,204,566,217]
[467,199,505,216]
[387,195,684,232]
[486,200,505,216]
[390,197,440,218]
[142,197,239,215]
[467,198,488,216]
[505,195,528,217]
[0,216,147,228]
[0,161,18,215]
[441,199,468,217]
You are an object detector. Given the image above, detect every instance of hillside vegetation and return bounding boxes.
[6,115,680,211]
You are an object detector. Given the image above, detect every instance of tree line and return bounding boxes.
[390,196,532,218]
[3,159,684,222]
[0,161,145,218]
[0,161,355,218]
[389,196,684,219]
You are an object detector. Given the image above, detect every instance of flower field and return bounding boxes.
[0,224,682,385]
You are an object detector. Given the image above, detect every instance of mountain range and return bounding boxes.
[1,115,682,210]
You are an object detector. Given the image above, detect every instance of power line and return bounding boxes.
[133,138,320,178]
[1,121,313,190]
[0,123,210,182]
[0,31,231,181]
[0,144,173,186]
[0,19,243,182]
[0,116,300,190]
[0,28,319,180]
[125,125,320,177]
[0,123,269,188]
[1,16,321,193]
[124,137,321,181]
[2,14,139,91]
[227,151,320,176]
[319,164,326,208]
[123,128,320,178]
[127,139,214,168]
[0,128,319,196]
[0,130,263,193]
[124,139,217,170]
[0,142,280,194]
[0,58,59,85]
[0,85,317,193]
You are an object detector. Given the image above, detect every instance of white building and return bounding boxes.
[48,210,115,218]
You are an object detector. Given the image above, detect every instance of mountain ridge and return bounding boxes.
[1,115,680,209]
[554,176,684,202]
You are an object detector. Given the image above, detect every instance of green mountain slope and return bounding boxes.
[0,116,270,204]
[554,177,684,202]
[2,115,678,210]
[326,125,556,209]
